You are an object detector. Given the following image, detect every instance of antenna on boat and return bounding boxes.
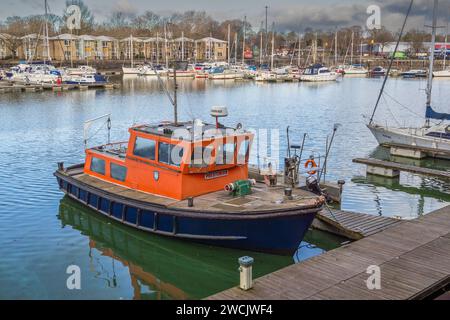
[369,0,414,126]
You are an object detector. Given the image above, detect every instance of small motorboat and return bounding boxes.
[343,64,369,76]
[401,69,427,79]
[139,65,169,76]
[208,67,244,80]
[54,107,325,255]
[369,66,387,77]
[433,67,450,77]
[64,74,107,85]
[300,64,339,82]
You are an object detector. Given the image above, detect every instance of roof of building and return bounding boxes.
[173,36,194,42]
[49,33,79,41]
[195,37,227,44]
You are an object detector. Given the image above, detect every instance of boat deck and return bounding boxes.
[208,205,450,300]
[66,166,322,213]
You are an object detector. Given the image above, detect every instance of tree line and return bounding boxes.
[0,0,446,59]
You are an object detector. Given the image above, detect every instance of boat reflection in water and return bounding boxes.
[58,197,296,300]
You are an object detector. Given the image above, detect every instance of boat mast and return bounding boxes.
[270,25,275,70]
[156,32,159,65]
[228,24,231,65]
[242,15,246,65]
[335,30,338,66]
[298,33,302,67]
[181,31,185,61]
[369,0,414,126]
[43,0,51,63]
[260,30,263,66]
[234,33,238,64]
[130,34,134,68]
[350,31,354,66]
[426,0,439,127]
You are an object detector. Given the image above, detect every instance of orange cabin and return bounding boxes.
[83,121,254,200]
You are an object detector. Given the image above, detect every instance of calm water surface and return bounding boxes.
[0,76,449,299]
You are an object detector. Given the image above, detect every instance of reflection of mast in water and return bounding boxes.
[88,241,118,289]
[89,239,188,300]
[417,178,426,218]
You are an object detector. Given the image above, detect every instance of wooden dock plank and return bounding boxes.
[316,209,401,239]
[207,206,450,300]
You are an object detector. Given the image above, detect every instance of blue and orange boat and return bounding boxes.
[54,73,325,255]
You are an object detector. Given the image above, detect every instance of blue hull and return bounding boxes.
[55,172,320,255]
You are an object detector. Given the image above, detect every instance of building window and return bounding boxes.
[159,142,184,167]
[64,40,70,46]
[90,157,106,175]
[110,163,127,182]
[102,41,108,48]
[133,137,156,160]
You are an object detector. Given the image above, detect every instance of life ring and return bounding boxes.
[305,159,318,175]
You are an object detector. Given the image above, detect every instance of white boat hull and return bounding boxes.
[433,70,450,77]
[368,124,450,153]
[300,73,339,82]
[122,67,141,75]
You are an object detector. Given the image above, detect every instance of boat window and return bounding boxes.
[159,142,184,167]
[110,163,127,182]
[237,139,250,164]
[191,145,213,167]
[133,137,156,160]
[90,157,105,175]
[216,142,235,165]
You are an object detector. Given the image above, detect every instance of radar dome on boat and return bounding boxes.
[210,106,228,118]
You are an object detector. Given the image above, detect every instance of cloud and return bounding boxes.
[111,0,138,15]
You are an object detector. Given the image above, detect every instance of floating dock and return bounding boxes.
[0,81,120,93]
[353,158,450,180]
[314,209,402,240]
[208,206,450,300]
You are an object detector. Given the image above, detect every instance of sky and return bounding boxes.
[1,0,449,32]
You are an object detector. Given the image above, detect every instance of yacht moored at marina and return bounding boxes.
[368,0,450,158]
[300,64,339,82]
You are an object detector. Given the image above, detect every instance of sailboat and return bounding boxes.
[122,35,141,74]
[343,32,368,75]
[368,0,450,157]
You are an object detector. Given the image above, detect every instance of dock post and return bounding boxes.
[238,256,254,291]
[390,146,426,159]
[367,165,400,178]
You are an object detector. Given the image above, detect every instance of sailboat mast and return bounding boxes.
[130,35,134,68]
[271,26,274,70]
[181,31,185,61]
[335,30,338,66]
[426,0,439,119]
[228,24,231,65]
[350,31,354,65]
[369,0,414,126]
[43,0,51,63]
[242,16,246,65]
[260,31,263,65]
[298,33,301,67]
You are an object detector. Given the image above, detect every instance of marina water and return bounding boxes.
[1,76,449,299]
